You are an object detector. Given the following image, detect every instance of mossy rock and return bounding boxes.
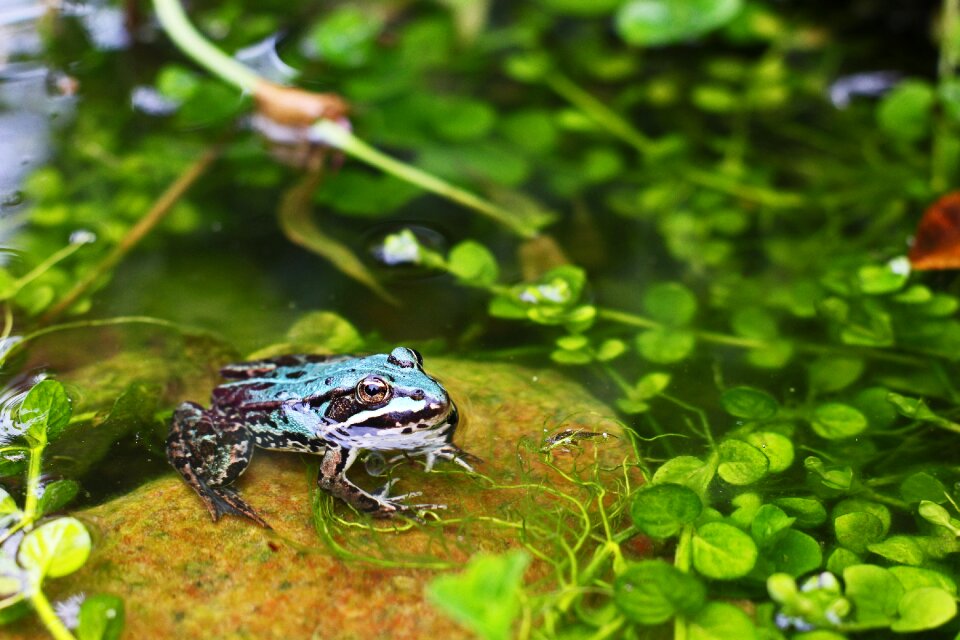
[8,357,633,639]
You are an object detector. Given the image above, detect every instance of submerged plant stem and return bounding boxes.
[30,589,76,640]
[310,121,542,238]
[40,145,221,324]
[152,0,259,91]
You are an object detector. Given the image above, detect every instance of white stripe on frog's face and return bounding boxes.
[337,396,429,429]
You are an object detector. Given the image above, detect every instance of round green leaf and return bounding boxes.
[808,357,864,393]
[811,403,868,439]
[447,241,499,287]
[745,432,794,473]
[833,499,890,537]
[78,594,125,640]
[826,548,861,576]
[891,587,957,632]
[750,504,795,549]
[641,282,698,325]
[616,0,744,47]
[877,80,935,143]
[19,379,72,444]
[18,517,91,580]
[844,564,902,627]
[687,601,756,640]
[692,522,758,579]
[834,512,884,554]
[773,497,827,528]
[630,484,702,539]
[613,560,706,625]
[717,440,769,485]
[720,386,778,420]
[900,472,948,505]
[888,567,958,595]
[636,328,696,363]
[867,536,926,566]
[858,259,909,295]
[651,456,717,498]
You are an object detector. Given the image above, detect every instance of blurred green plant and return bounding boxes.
[0,380,124,640]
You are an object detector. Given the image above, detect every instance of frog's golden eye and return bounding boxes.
[357,376,391,404]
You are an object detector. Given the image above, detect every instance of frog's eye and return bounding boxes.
[410,349,423,367]
[357,376,391,404]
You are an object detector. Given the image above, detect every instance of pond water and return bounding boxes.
[3,1,960,639]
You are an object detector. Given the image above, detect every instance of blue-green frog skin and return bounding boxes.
[166,347,473,527]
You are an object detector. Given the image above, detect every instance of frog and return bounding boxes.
[166,346,474,527]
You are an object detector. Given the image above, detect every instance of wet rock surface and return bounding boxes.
[9,357,630,639]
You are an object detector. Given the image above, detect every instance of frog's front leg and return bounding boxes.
[318,445,442,517]
[167,402,270,528]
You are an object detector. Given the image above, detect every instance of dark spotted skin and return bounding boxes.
[166,347,474,527]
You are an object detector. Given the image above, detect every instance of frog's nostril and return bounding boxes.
[412,389,425,401]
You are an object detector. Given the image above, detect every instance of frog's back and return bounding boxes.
[211,354,355,409]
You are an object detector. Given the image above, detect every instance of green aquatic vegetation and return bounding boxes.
[0,380,124,640]
[7,0,960,638]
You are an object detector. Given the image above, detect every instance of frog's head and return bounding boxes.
[324,347,459,452]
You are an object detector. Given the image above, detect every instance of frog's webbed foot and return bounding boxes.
[167,402,270,529]
[319,446,445,518]
[424,444,482,473]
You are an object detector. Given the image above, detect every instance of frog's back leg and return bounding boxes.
[167,402,269,528]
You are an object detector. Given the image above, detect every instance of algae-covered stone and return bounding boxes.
[8,357,631,639]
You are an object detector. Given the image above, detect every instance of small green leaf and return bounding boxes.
[833,499,891,537]
[918,501,960,533]
[0,488,18,515]
[877,79,935,143]
[692,522,758,579]
[613,560,706,625]
[285,312,365,353]
[731,307,779,339]
[447,241,499,287]
[717,440,769,485]
[804,457,853,491]
[426,551,529,640]
[891,587,957,632]
[616,0,744,47]
[808,357,864,393]
[77,594,125,640]
[37,479,79,517]
[867,536,926,566]
[826,548,861,575]
[751,504,795,549]
[19,380,72,445]
[889,567,957,595]
[900,472,948,505]
[745,432,794,473]
[687,601,757,640]
[858,258,910,295]
[630,484,702,539]
[720,386,778,420]
[306,6,384,67]
[770,530,822,577]
[636,328,696,363]
[811,403,868,440]
[651,456,718,498]
[595,338,626,362]
[635,372,671,398]
[834,512,884,554]
[642,282,698,325]
[844,564,902,626]
[18,517,91,580]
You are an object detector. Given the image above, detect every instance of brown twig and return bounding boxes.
[40,144,222,324]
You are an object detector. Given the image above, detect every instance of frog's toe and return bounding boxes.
[205,485,272,529]
[425,445,482,473]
